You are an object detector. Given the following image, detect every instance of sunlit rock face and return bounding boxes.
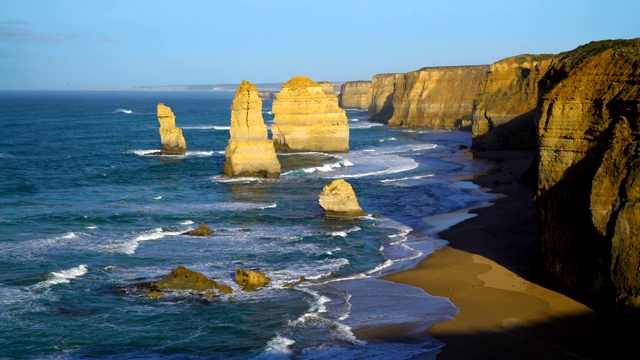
[271,76,349,153]
[223,80,280,178]
[472,54,554,150]
[368,73,402,123]
[535,39,640,310]
[387,65,489,129]
[318,179,367,218]
[339,81,371,110]
[157,103,187,155]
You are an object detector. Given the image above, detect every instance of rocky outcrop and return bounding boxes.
[535,39,640,310]
[156,103,187,155]
[181,222,213,236]
[368,73,402,123]
[387,65,489,129]
[141,266,233,298]
[271,76,349,153]
[318,179,367,218]
[235,268,270,291]
[318,81,340,103]
[339,81,371,109]
[472,55,555,150]
[223,80,281,178]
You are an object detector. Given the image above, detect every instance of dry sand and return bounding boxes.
[382,150,639,359]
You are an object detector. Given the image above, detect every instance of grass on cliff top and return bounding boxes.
[513,54,556,65]
[560,38,640,64]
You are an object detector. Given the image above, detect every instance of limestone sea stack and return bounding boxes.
[223,80,281,178]
[318,179,367,218]
[271,76,349,153]
[156,103,187,155]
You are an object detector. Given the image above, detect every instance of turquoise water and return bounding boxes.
[0,91,495,359]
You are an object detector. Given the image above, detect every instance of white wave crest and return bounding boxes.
[37,264,88,287]
[113,108,132,114]
[257,335,295,358]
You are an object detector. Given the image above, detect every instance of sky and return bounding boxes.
[1,0,638,90]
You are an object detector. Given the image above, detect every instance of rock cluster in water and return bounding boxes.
[223,80,281,178]
[271,76,349,153]
[156,103,187,155]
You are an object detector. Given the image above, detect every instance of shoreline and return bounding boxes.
[380,150,638,359]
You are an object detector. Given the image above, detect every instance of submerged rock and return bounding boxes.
[223,80,281,178]
[181,222,213,236]
[156,103,187,155]
[140,266,232,298]
[318,179,367,218]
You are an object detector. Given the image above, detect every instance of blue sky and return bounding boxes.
[1,0,638,90]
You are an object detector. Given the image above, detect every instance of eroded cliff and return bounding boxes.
[271,76,349,153]
[387,65,489,129]
[472,55,555,150]
[338,81,371,109]
[535,39,640,309]
[368,73,402,123]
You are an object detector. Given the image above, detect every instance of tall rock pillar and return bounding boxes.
[223,80,281,178]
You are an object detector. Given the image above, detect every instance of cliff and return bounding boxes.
[338,81,371,109]
[271,76,349,153]
[386,65,489,129]
[156,103,187,155]
[534,39,640,310]
[223,80,280,178]
[368,73,402,123]
[472,54,555,150]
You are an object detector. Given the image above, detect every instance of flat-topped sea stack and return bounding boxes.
[271,76,349,153]
[339,81,371,109]
[156,103,187,155]
[387,65,489,129]
[223,80,280,178]
[318,179,367,218]
[472,54,555,150]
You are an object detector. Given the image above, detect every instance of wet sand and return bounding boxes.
[382,150,639,359]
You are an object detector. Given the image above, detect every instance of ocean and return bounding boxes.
[0,90,496,359]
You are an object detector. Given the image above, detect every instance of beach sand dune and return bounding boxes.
[383,150,640,359]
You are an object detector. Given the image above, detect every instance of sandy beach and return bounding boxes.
[382,150,639,359]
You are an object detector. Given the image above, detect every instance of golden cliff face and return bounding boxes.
[472,55,554,150]
[535,39,640,309]
[338,81,371,109]
[271,76,349,153]
[223,80,280,178]
[387,65,489,129]
[368,73,401,123]
[156,103,187,155]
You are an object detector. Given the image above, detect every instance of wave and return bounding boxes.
[113,108,133,114]
[328,226,361,238]
[182,125,229,130]
[380,174,435,183]
[349,122,384,130]
[35,264,88,287]
[127,150,214,157]
[281,158,353,176]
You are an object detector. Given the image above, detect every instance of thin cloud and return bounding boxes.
[0,20,116,44]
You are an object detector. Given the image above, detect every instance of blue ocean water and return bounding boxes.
[0,91,495,359]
